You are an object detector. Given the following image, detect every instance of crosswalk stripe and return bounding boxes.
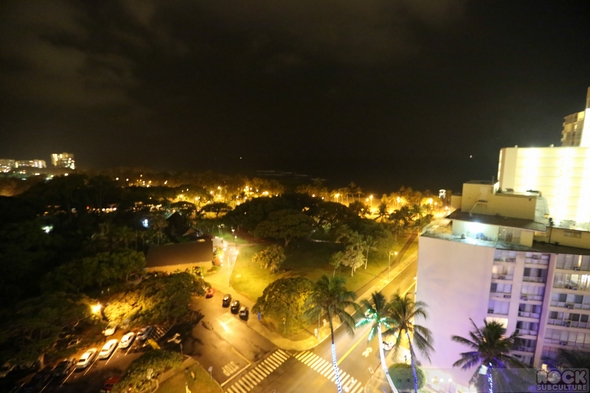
[266,357,281,368]
[341,374,350,385]
[246,372,260,383]
[299,352,314,362]
[243,374,257,385]
[232,383,248,393]
[316,362,332,374]
[250,368,265,380]
[258,364,272,375]
[309,357,323,369]
[352,382,363,393]
[276,350,289,360]
[239,378,253,390]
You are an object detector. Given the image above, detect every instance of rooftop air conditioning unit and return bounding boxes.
[573,267,581,271]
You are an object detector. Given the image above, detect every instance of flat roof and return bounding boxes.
[448,210,546,232]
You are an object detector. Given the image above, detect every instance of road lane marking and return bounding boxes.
[224,350,291,392]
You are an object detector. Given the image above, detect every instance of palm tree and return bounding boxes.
[305,275,360,393]
[386,292,434,393]
[356,291,399,393]
[554,348,590,368]
[452,319,526,393]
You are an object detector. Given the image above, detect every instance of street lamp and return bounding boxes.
[388,251,398,279]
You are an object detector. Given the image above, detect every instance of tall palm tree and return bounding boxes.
[452,319,526,393]
[554,348,590,368]
[305,275,359,393]
[386,292,434,393]
[356,291,399,393]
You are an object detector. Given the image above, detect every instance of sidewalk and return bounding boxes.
[204,233,419,352]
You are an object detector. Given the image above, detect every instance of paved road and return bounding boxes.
[221,258,418,393]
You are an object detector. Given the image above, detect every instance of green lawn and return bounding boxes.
[230,233,415,301]
[156,363,222,393]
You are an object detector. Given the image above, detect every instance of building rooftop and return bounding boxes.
[447,210,547,232]
[423,220,590,255]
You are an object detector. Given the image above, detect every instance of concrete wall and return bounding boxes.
[416,236,495,388]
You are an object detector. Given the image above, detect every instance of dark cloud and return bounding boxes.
[0,0,588,192]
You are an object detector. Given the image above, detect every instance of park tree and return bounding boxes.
[308,201,355,232]
[389,363,426,392]
[253,277,313,333]
[199,202,231,217]
[114,350,183,392]
[348,201,369,217]
[136,272,206,325]
[252,245,286,273]
[253,209,313,246]
[0,293,92,367]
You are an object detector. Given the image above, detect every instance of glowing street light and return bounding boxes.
[335,193,340,203]
[92,303,102,314]
[369,195,373,210]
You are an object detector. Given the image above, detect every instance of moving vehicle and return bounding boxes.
[230,300,240,314]
[53,358,76,376]
[99,339,118,359]
[222,294,232,307]
[119,332,135,349]
[239,306,249,320]
[137,326,154,341]
[76,348,97,369]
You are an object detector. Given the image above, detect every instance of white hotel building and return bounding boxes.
[416,88,590,390]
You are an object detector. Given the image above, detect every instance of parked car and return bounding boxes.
[76,348,97,369]
[222,294,232,307]
[206,287,215,298]
[230,300,240,314]
[103,325,117,336]
[119,332,135,349]
[239,306,249,320]
[100,376,121,393]
[22,365,53,392]
[67,337,81,348]
[137,326,154,341]
[99,339,118,359]
[53,358,76,377]
[0,361,14,378]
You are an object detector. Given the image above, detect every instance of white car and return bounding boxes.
[76,348,98,369]
[119,332,135,349]
[103,325,117,336]
[99,339,118,360]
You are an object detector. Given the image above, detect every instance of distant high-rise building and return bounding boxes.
[561,86,590,147]
[0,159,15,173]
[15,159,46,168]
[51,153,75,169]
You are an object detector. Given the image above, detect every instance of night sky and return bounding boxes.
[1,1,589,193]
